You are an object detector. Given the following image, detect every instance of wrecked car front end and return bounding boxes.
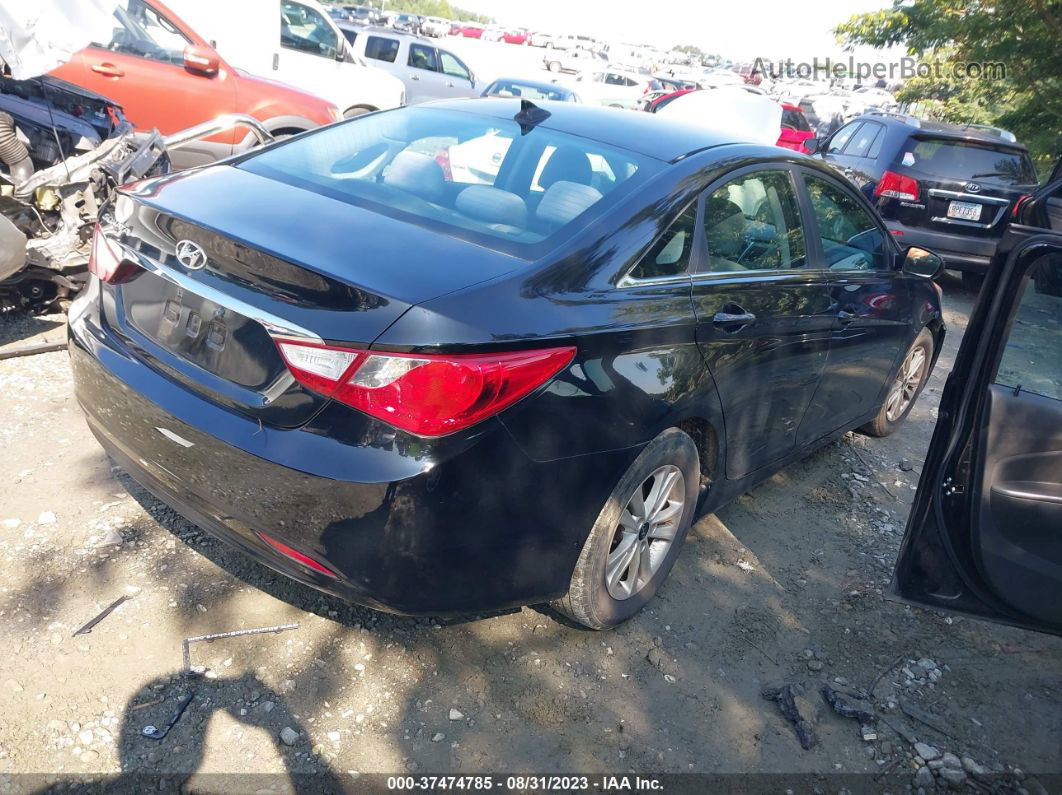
[0,76,168,312]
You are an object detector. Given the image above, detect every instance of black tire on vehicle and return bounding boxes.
[343,106,373,119]
[859,328,934,438]
[553,428,699,630]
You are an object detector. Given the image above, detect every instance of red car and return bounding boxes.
[501,29,529,45]
[50,0,339,169]
[776,103,815,152]
[644,88,696,113]
[452,23,485,38]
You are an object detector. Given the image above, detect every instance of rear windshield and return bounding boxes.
[781,108,811,132]
[897,138,1037,187]
[239,107,657,255]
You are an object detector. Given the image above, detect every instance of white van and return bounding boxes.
[166,0,405,117]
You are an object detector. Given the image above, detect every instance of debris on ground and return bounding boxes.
[72,594,131,636]
[762,683,818,750]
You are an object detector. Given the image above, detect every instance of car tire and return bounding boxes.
[343,106,373,119]
[859,328,934,438]
[553,428,699,630]
[547,61,561,72]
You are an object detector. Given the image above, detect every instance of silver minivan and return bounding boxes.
[343,27,477,103]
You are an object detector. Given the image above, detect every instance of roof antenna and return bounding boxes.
[514,99,550,135]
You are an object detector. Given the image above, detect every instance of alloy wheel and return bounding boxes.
[885,344,927,422]
[605,465,685,600]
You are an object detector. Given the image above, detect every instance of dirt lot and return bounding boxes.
[0,277,1059,791]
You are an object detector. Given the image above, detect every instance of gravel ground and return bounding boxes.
[1,276,1060,793]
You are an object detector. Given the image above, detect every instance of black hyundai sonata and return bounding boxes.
[69,99,944,628]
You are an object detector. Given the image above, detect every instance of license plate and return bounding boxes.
[947,200,982,221]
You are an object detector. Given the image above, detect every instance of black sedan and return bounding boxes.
[69,99,944,629]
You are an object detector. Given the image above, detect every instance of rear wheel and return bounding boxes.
[343,106,374,119]
[860,328,934,437]
[553,428,698,629]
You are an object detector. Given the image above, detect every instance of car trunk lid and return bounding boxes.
[102,165,520,427]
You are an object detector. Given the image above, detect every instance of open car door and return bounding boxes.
[893,192,1062,636]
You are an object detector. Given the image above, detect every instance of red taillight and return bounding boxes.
[257,532,337,578]
[275,339,576,436]
[88,224,137,283]
[874,171,920,202]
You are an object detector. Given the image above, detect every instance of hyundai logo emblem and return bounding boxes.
[175,239,208,270]
[966,182,981,193]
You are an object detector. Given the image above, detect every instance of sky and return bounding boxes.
[455,0,901,64]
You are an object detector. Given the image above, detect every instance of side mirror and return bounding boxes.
[183,44,219,76]
[803,137,820,154]
[902,246,945,279]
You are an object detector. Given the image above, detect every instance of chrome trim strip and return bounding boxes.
[929,216,996,229]
[112,237,323,344]
[928,188,1010,206]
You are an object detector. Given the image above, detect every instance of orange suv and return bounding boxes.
[49,0,339,169]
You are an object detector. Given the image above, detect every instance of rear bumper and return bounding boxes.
[884,220,999,272]
[69,307,629,616]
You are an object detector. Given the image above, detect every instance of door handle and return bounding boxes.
[712,309,756,331]
[842,167,855,179]
[90,63,125,77]
[837,309,856,324]
[410,74,420,80]
[272,53,279,71]
[446,81,455,87]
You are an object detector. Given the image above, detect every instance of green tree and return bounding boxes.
[835,0,1061,163]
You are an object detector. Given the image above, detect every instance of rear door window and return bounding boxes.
[364,35,399,63]
[408,44,439,71]
[701,170,806,273]
[899,139,1038,187]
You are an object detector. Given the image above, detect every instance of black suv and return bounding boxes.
[806,112,1039,285]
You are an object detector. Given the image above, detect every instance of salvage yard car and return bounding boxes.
[163,0,405,118]
[346,29,477,103]
[806,112,1039,287]
[48,0,341,169]
[70,99,945,629]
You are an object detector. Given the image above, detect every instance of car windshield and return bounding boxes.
[902,139,1038,187]
[239,107,656,255]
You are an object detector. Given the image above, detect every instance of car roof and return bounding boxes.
[486,77,574,95]
[857,113,1028,150]
[420,98,739,161]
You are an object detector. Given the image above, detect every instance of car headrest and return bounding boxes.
[382,150,447,204]
[536,181,603,228]
[456,185,528,228]
[538,147,592,188]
